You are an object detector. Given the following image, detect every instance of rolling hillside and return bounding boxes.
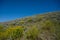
[0,11,60,40]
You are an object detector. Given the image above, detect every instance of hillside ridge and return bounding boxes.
[0,11,60,40]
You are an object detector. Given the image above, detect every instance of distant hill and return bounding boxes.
[0,11,60,40]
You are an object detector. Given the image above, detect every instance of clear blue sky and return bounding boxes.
[0,0,60,22]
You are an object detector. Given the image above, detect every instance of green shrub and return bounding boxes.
[0,26,24,40]
[6,26,24,40]
[25,26,40,40]
[40,20,55,33]
[0,24,4,32]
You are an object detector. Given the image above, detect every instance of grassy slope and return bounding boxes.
[0,11,60,40]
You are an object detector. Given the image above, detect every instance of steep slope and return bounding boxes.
[1,12,60,28]
[0,11,60,40]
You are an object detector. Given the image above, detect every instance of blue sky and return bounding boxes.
[0,0,60,22]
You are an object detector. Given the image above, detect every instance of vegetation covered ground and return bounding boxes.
[0,12,60,40]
